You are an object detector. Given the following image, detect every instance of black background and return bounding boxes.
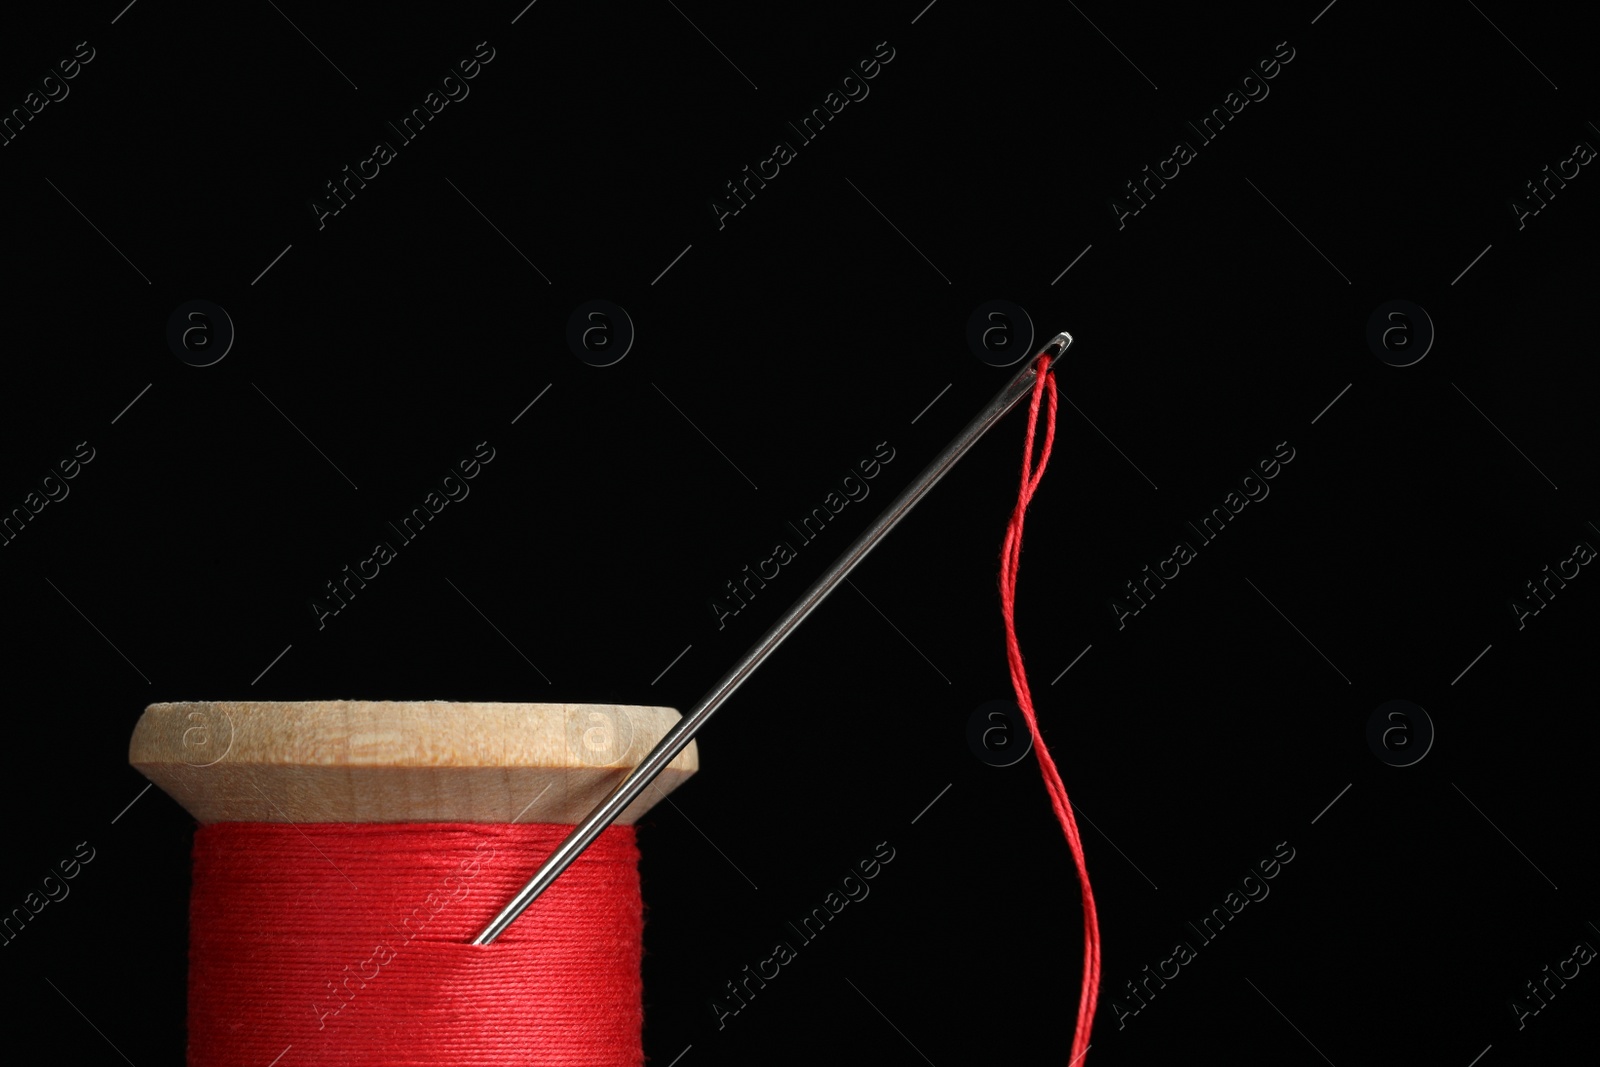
[2,1,1597,1064]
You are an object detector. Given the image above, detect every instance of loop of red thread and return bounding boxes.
[1000,353,1102,1064]
[187,822,644,1067]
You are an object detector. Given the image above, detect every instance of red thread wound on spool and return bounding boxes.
[1000,353,1102,1064]
[187,822,644,1066]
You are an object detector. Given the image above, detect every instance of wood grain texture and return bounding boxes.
[130,701,698,825]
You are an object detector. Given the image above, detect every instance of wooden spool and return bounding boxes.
[129,700,698,825]
[129,700,698,1063]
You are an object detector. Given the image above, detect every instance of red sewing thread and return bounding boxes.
[186,822,645,1066]
[999,352,1101,1064]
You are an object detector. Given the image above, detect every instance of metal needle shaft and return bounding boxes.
[471,332,1072,945]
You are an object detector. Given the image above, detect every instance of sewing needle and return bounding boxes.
[472,332,1072,944]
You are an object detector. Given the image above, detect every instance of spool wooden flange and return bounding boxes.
[129,700,698,824]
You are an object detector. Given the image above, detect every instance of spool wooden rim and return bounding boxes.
[130,700,698,825]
